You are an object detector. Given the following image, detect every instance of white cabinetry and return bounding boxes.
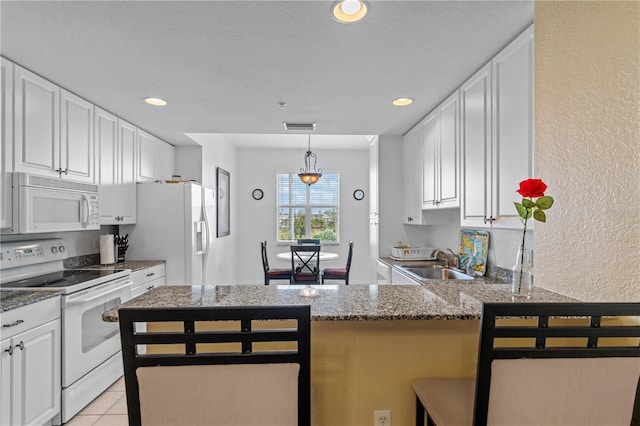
[13,65,60,179]
[422,90,460,209]
[130,264,166,298]
[1,58,13,230]
[402,124,423,224]
[96,107,136,224]
[460,25,533,229]
[137,130,174,182]
[60,89,94,183]
[14,65,94,183]
[0,297,61,426]
[156,140,175,182]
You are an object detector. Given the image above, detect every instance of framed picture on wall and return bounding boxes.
[217,167,230,237]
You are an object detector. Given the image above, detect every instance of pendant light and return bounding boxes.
[298,134,322,186]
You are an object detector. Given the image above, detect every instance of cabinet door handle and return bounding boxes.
[147,285,154,291]
[407,217,413,222]
[17,341,24,351]
[146,272,155,277]
[4,345,13,356]
[3,319,24,328]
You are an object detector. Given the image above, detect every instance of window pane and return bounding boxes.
[277,174,307,205]
[310,174,339,204]
[310,207,337,241]
[278,207,306,241]
[277,173,339,242]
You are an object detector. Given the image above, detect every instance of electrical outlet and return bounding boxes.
[374,409,391,426]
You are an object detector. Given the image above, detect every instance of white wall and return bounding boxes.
[534,1,640,302]
[377,135,405,257]
[202,136,237,285]
[174,135,238,284]
[235,146,370,284]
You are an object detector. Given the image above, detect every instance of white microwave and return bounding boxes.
[8,172,100,234]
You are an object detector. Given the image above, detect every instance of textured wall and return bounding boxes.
[534,1,640,301]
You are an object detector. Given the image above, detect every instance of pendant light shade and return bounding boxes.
[298,135,322,186]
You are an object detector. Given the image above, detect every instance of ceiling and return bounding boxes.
[0,1,533,149]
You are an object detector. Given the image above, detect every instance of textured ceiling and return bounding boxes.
[0,1,533,147]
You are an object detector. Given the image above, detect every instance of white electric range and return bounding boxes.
[0,239,132,424]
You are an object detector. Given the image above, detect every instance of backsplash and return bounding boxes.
[64,254,99,269]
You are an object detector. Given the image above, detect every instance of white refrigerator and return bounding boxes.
[127,182,216,285]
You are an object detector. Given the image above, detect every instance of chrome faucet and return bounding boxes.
[433,250,450,267]
[433,249,461,269]
[446,248,460,269]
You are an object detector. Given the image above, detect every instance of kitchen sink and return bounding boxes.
[401,266,474,281]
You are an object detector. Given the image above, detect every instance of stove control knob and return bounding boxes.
[51,246,58,254]
[59,245,66,253]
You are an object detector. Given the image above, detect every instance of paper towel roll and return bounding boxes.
[100,234,115,265]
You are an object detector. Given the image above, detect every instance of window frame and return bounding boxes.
[276,171,340,244]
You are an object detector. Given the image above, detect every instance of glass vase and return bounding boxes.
[511,246,533,298]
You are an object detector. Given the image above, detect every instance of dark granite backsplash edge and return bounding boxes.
[64,253,100,269]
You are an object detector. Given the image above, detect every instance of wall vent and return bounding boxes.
[283,122,316,131]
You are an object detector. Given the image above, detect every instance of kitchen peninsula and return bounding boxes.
[105,283,575,426]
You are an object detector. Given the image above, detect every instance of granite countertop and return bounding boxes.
[83,260,165,272]
[1,290,62,313]
[103,282,577,323]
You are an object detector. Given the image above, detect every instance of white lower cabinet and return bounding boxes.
[130,264,166,298]
[1,297,61,426]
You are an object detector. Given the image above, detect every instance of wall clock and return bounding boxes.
[353,189,365,200]
[251,188,264,200]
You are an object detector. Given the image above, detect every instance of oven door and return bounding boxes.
[61,277,131,387]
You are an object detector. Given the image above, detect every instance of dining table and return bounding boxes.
[276,251,339,263]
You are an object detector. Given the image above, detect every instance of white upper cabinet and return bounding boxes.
[96,107,137,225]
[13,65,60,178]
[136,129,156,182]
[490,25,534,229]
[14,65,94,183]
[1,58,13,230]
[156,139,175,181]
[95,107,118,186]
[137,129,174,182]
[423,90,460,209]
[119,119,136,184]
[460,62,492,226]
[461,25,533,229]
[403,124,423,224]
[60,89,94,183]
[422,111,438,208]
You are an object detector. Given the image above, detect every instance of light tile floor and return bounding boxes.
[65,376,128,426]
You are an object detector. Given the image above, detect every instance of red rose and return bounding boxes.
[517,178,547,198]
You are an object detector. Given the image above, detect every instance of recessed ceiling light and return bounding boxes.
[392,97,414,107]
[144,97,168,106]
[332,0,368,23]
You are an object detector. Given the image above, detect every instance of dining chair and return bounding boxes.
[412,302,640,426]
[321,241,353,285]
[119,305,311,426]
[261,240,292,285]
[290,245,321,284]
[297,238,320,246]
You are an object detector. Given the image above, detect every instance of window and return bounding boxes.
[277,173,339,243]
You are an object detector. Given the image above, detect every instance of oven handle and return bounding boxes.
[65,279,131,306]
